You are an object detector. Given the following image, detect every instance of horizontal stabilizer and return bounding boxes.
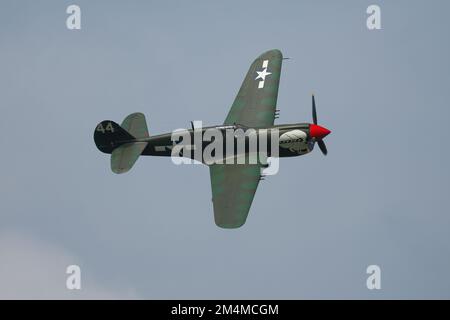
[121,113,149,139]
[111,142,148,174]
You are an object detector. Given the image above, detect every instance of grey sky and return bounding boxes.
[1,0,449,299]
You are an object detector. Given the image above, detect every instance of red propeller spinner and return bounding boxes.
[309,124,331,140]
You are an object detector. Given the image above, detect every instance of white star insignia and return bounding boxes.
[255,60,271,88]
[255,68,272,81]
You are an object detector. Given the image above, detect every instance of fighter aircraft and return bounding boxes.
[94,49,331,228]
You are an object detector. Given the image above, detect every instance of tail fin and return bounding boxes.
[94,120,134,154]
[94,113,150,174]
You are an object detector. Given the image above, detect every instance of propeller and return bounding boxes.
[312,95,318,125]
[310,94,330,156]
[317,139,328,155]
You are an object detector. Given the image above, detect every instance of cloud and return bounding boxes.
[0,230,139,299]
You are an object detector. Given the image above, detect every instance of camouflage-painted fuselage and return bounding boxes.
[114,123,314,161]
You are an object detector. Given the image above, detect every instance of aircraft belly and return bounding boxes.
[278,146,310,157]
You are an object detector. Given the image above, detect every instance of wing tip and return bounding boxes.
[214,211,248,229]
[215,220,247,229]
[258,49,283,60]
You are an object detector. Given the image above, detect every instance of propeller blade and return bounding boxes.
[317,139,328,155]
[312,94,317,125]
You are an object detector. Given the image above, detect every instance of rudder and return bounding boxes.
[94,120,135,154]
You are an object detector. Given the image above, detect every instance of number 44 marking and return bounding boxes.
[96,122,115,133]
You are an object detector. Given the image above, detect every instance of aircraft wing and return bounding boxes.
[224,49,283,128]
[209,163,261,228]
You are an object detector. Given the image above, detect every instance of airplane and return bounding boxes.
[94,49,331,228]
